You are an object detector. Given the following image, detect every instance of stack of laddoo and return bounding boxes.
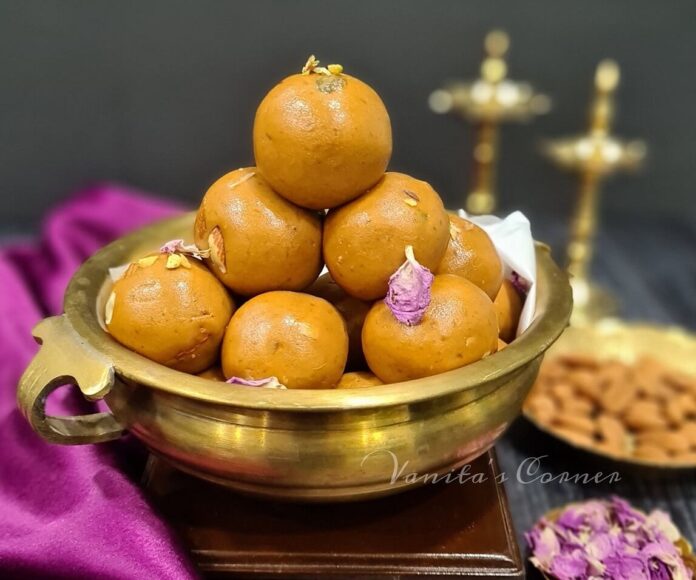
[105,56,525,389]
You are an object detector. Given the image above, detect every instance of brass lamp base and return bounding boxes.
[569,277,619,326]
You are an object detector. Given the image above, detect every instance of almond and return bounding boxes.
[560,396,594,416]
[633,356,666,396]
[550,382,576,403]
[664,395,694,427]
[553,427,595,448]
[104,291,116,326]
[634,444,670,461]
[664,368,696,395]
[599,377,637,415]
[675,423,696,447]
[554,413,596,436]
[568,369,601,402]
[208,226,227,274]
[598,360,630,386]
[137,255,159,268]
[597,414,628,453]
[635,429,690,454]
[557,353,600,370]
[165,254,182,269]
[623,400,667,431]
[525,394,557,424]
[540,359,567,382]
[672,451,696,463]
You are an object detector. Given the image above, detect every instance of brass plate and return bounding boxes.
[524,319,696,470]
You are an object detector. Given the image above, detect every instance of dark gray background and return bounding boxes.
[2,0,696,231]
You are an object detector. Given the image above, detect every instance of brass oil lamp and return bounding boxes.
[542,60,646,325]
[429,30,550,214]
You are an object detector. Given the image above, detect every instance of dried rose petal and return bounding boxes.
[384,245,434,326]
[612,496,647,530]
[647,510,682,543]
[159,239,209,260]
[604,552,648,578]
[549,551,588,579]
[527,497,692,580]
[510,270,531,296]
[526,523,561,568]
[225,376,285,389]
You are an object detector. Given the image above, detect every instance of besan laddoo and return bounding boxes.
[106,249,234,373]
[336,372,384,389]
[323,172,450,300]
[436,215,503,300]
[494,279,524,342]
[362,248,498,383]
[221,291,348,389]
[253,56,392,210]
[306,273,371,370]
[197,366,226,382]
[194,167,323,296]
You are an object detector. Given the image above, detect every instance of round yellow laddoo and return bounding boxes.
[493,279,524,342]
[336,372,384,389]
[362,275,498,383]
[194,167,323,296]
[221,291,348,389]
[306,273,371,371]
[253,61,392,210]
[323,172,450,300]
[106,253,234,373]
[436,215,503,299]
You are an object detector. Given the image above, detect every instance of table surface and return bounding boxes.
[498,209,696,569]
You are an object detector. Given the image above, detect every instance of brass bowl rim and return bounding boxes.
[524,320,696,470]
[64,212,572,411]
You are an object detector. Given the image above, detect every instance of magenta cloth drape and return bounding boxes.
[0,185,199,579]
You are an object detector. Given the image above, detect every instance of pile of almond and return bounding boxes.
[524,354,696,464]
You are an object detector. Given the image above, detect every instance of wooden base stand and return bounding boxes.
[144,450,523,578]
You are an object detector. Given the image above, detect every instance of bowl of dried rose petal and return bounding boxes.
[527,496,696,579]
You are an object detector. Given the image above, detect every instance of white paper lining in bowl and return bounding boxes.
[458,210,537,337]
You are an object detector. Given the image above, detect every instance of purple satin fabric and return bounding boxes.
[0,185,199,579]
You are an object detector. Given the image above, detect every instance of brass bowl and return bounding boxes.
[17,213,572,501]
[524,319,696,469]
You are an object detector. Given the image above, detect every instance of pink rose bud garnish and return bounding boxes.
[225,376,285,389]
[384,245,434,326]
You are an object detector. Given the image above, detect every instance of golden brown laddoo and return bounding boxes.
[253,64,392,210]
[197,366,226,381]
[194,167,323,296]
[493,279,524,342]
[323,172,450,300]
[106,253,234,373]
[221,291,349,389]
[306,273,371,370]
[362,274,498,383]
[436,215,503,299]
[336,372,384,389]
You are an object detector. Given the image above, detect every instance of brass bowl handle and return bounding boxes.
[17,316,124,445]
